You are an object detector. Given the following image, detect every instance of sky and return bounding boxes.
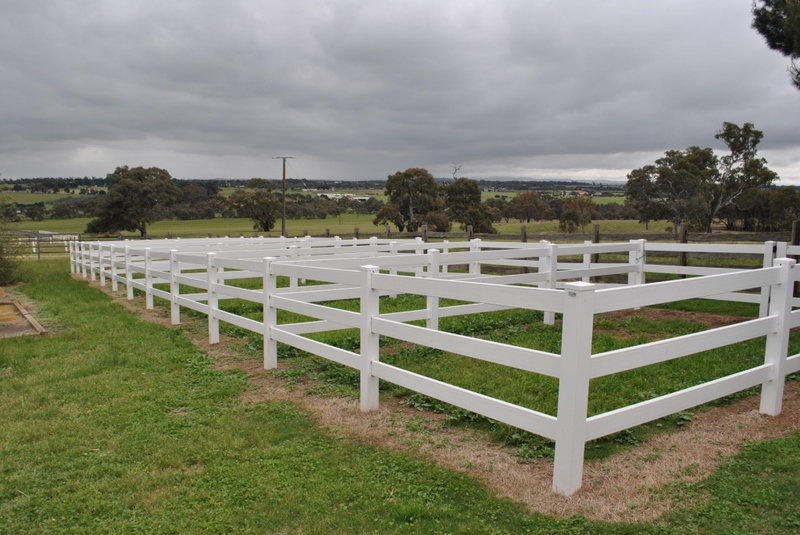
[1,0,799,184]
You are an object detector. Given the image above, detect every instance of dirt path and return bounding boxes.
[85,278,800,523]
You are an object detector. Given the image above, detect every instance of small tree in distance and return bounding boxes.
[445,177,497,233]
[559,197,600,233]
[226,179,281,232]
[373,168,448,231]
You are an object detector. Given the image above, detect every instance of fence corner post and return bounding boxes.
[553,281,595,496]
[263,257,278,369]
[760,257,795,416]
[628,239,646,287]
[760,241,778,318]
[360,265,380,412]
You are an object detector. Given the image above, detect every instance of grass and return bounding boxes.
[3,259,800,533]
[10,214,664,240]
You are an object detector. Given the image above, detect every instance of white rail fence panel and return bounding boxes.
[70,237,800,496]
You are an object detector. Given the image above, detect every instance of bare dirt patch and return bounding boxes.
[86,276,800,523]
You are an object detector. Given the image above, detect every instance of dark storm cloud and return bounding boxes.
[0,0,798,181]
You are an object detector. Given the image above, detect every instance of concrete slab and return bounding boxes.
[0,289,46,338]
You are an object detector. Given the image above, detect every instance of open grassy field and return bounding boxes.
[9,214,658,239]
[6,191,76,204]
[2,258,799,533]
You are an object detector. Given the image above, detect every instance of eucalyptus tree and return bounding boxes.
[373,168,447,231]
[85,166,181,237]
[625,123,778,232]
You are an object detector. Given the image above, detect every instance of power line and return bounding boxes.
[272,156,295,237]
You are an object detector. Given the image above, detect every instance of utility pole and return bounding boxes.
[272,156,295,237]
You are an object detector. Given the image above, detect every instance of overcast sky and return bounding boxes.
[1,0,798,183]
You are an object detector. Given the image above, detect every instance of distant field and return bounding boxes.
[10,213,660,239]
[219,187,389,202]
[6,192,76,204]
[592,196,626,205]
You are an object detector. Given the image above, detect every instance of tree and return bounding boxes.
[625,123,778,232]
[445,178,496,233]
[752,0,800,89]
[625,147,718,232]
[227,181,281,232]
[720,186,800,231]
[85,166,180,236]
[23,203,47,221]
[507,191,556,223]
[483,197,509,223]
[559,197,600,233]
[373,168,445,231]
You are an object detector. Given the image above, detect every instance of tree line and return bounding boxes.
[36,166,629,237]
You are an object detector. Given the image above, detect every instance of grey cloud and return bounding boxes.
[0,0,797,182]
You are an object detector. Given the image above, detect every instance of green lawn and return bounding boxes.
[3,259,798,533]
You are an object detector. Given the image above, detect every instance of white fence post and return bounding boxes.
[540,242,558,325]
[124,246,134,300]
[84,242,90,278]
[628,239,646,287]
[289,245,299,289]
[760,241,777,317]
[360,265,380,411]
[427,249,440,330]
[89,243,97,281]
[144,248,153,309]
[469,239,482,276]
[553,281,596,496]
[110,245,118,292]
[760,257,796,415]
[170,249,180,325]
[69,241,76,274]
[99,246,107,287]
[389,241,398,298]
[207,252,219,344]
[263,257,278,370]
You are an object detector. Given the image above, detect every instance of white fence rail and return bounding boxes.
[71,236,800,495]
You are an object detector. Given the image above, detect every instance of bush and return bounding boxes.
[0,189,20,285]
[0,231,20,285]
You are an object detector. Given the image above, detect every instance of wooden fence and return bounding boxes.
[71,236,800,495]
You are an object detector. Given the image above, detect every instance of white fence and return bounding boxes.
[71,236,800,495]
